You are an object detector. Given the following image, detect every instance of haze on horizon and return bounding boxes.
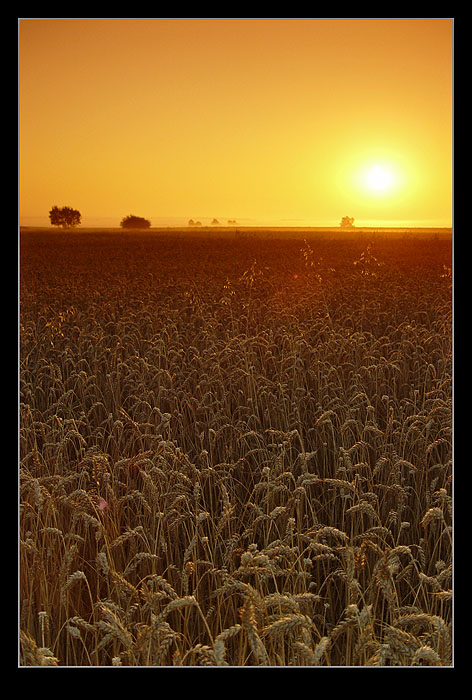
[19,18,453,229]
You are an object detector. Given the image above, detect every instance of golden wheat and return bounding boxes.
[19,231,452,666]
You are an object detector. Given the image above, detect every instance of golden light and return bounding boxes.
[364,165,394,192]
[19,19,452,229]
[332,148,424,227]
[339,154,405,198]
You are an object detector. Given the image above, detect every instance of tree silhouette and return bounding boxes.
[49,206,81,229]
[120,215,151,229]
[340,216,355,229]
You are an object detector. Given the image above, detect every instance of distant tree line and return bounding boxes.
[48,207,153,230]
[188,218,238,227]
[48,207,239,231]
[48,206,357,232]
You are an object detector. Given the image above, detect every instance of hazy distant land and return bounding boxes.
[20,225,452,241]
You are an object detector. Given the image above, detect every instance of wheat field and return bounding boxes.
[19,230,452,667]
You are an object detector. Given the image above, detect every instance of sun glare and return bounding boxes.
[345,159,405,205]
[365,165,394,192]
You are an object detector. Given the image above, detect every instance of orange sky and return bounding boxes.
[19,18,453,228]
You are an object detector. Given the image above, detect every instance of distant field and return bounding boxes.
[19,231,452,666]
[20,225,453,241]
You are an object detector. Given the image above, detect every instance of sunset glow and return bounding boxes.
[19,19,454,669]
[19,18,453,228]
[365,166,394,193]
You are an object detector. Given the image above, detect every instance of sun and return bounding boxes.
[336,151,412,223]
[364,165,394,192]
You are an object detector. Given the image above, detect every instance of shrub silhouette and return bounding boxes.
[120,215,151,229]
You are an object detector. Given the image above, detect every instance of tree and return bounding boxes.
[120,215,151,229]
[340,216,355,229]
[49,205,81,229]
[211,218,220,225]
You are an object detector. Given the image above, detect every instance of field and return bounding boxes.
[19,230,453,667]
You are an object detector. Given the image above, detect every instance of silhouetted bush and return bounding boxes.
[120,215,151,229]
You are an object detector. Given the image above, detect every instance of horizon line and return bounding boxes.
[19,216,453,230]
